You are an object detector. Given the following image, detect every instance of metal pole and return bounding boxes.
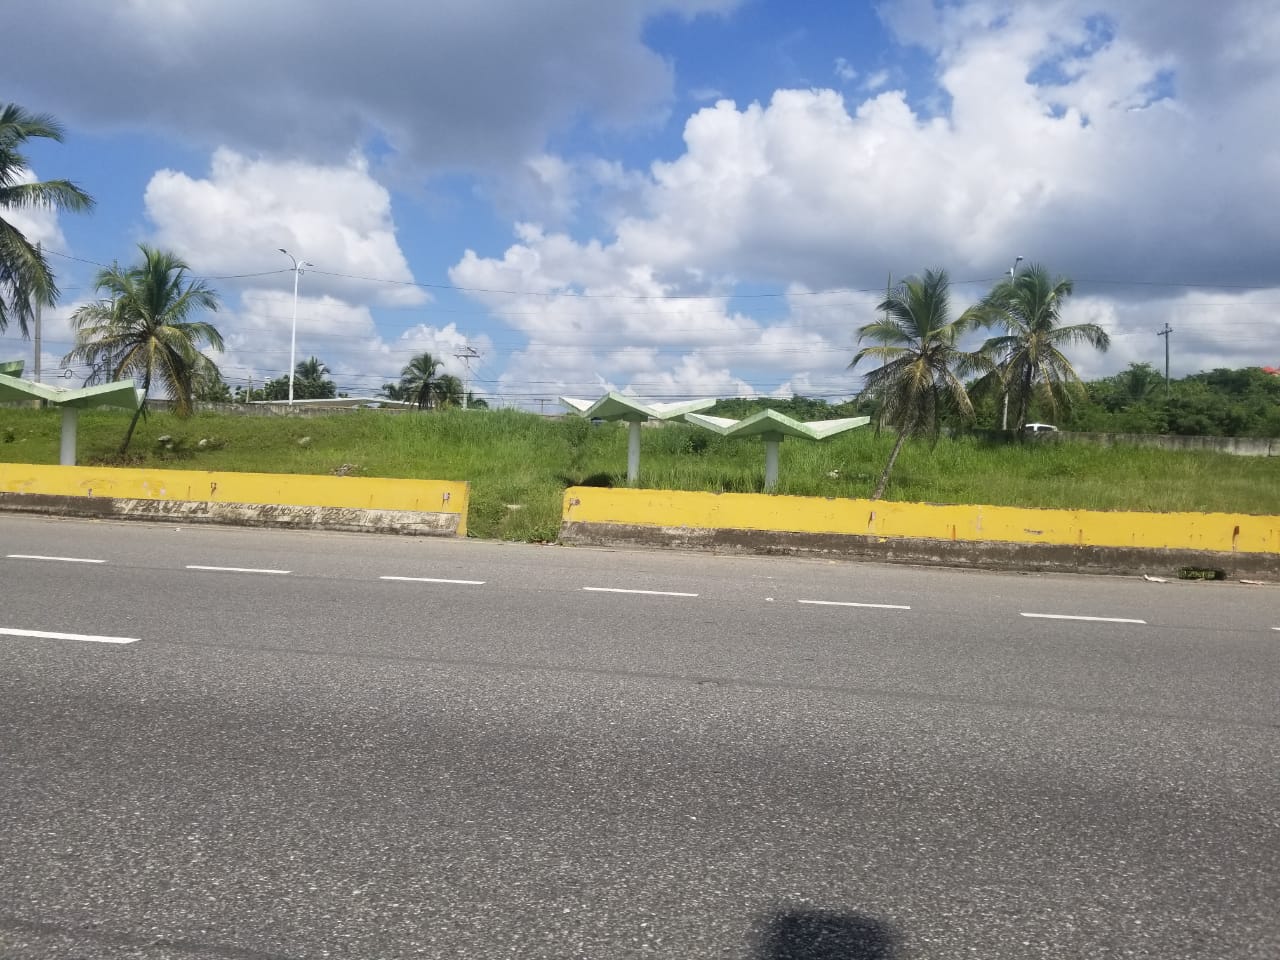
[288,263,299,405]
[1002,257,1022,432]
[60,407,77,466]
[1158,323,1172,392]
[627,420,642,485]
[764,435,780,491]
[33,241,42,388]
[279,249,311,406]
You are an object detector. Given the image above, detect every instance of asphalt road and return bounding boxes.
[1,514,1277,959]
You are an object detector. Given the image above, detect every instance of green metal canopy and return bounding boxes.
[560,392,716,423]
[0,373,141,465]
[684,409,870,441]
[0,374,141,410]
[560,392,716,485]
[684,409,870,491]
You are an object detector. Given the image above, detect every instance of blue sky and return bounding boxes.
[5,0,1280,406]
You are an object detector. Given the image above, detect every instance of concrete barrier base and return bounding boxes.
[559,520,1280,580]
[0,492,463,537]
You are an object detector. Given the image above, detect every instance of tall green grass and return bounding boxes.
[3,406,1279,540]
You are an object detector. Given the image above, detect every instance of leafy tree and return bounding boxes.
[851,269,983,499]
[465,391,489,409]
[257,377,289,401]
[0,103,95,335]
[64,245,222,453]
[708,395,869,421]
[399,351,444,409]
[1113,362,1164,407]
[969,264,1110,432]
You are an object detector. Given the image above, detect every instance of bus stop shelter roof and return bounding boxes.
[560,392,716,422]
[684,409,870,440]
[0,373,141,411]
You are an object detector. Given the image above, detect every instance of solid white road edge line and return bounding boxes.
[6,554,105,564]
[0,627,139,645]
[583,587,699,598]
[798,599,911,610]
[1021,613,1147,624]
[186,565,291,575]
[380,576,486,585]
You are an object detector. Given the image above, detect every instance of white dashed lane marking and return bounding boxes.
[6,554,104,564]
[186,565,291,575]
[1021,613,1147,625]
[799,600,911,610]
[380,576,486,585]
[0,627,139,645]
[583,587,699,598]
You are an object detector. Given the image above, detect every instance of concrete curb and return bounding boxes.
[559,520,1280,579]
[0,492,462,537]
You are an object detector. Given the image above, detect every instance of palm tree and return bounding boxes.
[399,351,444,409]
[64,245,223,454]
[295,356,328,381]
[851,269,983,499]
[969,264,1110,432]
[292,355,335,400]
[0,103,95,335]
[380,381,410,402]
[432,373,464,408]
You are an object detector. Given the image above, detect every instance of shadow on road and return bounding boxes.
[754,908,902,960]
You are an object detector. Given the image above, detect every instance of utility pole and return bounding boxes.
[1157,323,1172,392]
[454,345,481,410]
[33,241,42,386]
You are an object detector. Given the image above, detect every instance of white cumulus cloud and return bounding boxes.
[144,149,426,308]
[453,0,1280,398]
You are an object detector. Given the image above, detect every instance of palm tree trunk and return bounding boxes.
[871,421,912,500]
[119,375,148,455]
[1016,366,1033,437]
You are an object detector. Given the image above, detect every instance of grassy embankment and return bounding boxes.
[3,406,1279,541]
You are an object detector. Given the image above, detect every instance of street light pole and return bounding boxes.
[1001,256,1023,432]
[279,248,313,405]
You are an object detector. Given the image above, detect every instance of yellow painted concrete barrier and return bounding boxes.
[0,464,469,536]
[563,487,1280,555]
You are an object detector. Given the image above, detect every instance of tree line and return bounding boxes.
[717,363,1280,441]
[195,352,489,410]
